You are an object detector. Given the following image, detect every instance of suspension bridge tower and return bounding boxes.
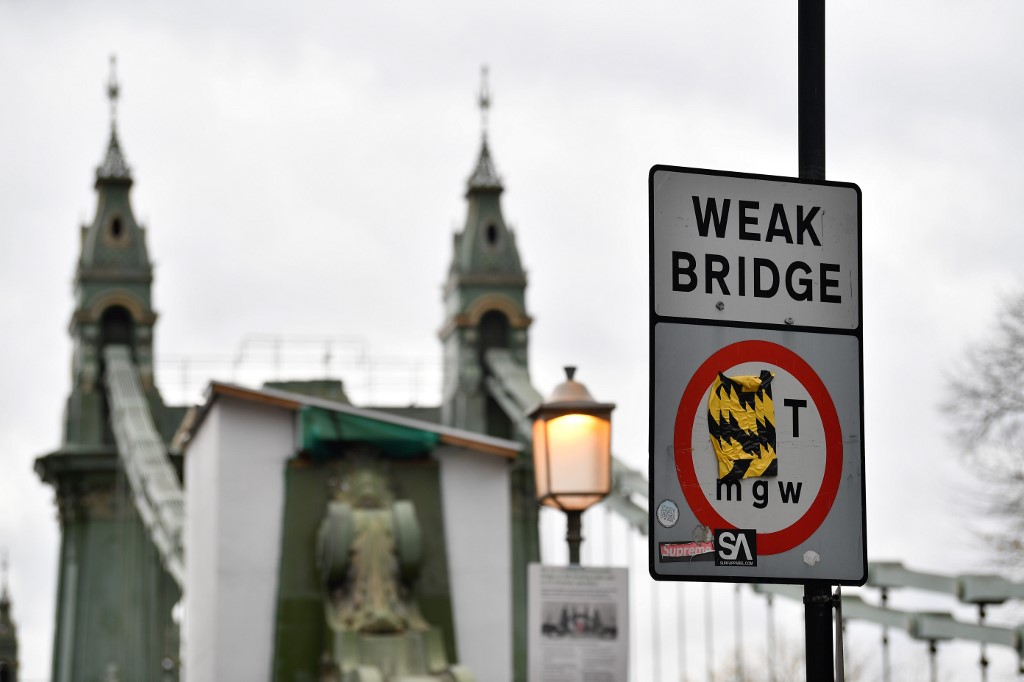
[439,67,540,682]
[34,57,183,682]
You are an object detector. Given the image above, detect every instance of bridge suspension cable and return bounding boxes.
[104,345,185,587]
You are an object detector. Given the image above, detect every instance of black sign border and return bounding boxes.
[648,164,866,587]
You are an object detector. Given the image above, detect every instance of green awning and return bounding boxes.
[300,406,440,460]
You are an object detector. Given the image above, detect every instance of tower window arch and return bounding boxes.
[478,310,510,355]
[100,305,134,348]
[111,217,123,239]
[485,223,499,247]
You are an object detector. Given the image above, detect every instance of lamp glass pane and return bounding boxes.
[546,413,611,510]
[532,418,551,500]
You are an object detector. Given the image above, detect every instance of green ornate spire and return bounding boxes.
[466,139,503,192]
[96,57,131,182]
[70,54,156,408]
[97,55,132,183]
[450,67,522,280]
[80,55,149,279]
[465,67,502,192]
[441,67,530,435]
[450,134,523,279]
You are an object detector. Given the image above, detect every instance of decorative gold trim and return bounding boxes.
[464,293,531,328]
[437,295,533,341]
[84,289,149,324]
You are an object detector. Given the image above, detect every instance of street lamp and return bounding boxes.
[530,366,615,566]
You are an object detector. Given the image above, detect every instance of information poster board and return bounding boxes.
[528,564,629,682]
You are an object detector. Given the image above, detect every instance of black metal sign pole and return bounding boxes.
[799,0,826,182]
[799,0,835,680]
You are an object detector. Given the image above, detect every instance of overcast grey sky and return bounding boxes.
[3,1,1024,679]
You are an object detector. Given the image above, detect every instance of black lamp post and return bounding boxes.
[530,367,615,566]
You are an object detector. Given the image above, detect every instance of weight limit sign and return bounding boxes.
[649,325,865,584]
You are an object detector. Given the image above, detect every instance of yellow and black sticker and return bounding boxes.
[708,369,778,480]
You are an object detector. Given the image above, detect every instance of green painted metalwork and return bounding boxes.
[35,63,181,682]
[273,450,460,681]
[40,484,179,682]
[316,467,470,679]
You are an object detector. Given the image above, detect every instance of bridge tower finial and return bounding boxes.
[478,65,491,143]
[107,54,120,133]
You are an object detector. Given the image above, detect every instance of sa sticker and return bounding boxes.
[713,529,757,567]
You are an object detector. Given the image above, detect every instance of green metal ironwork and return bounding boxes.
[35,67,181,682]
[273,453,463,680]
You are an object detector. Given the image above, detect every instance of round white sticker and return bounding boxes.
[656,499,680,528]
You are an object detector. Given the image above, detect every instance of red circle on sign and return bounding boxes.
[674,340,843,555]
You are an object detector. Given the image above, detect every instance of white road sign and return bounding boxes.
[651,168,860,330]
[649,166,865,585]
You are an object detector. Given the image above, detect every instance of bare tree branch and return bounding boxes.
[945,292,1024,572]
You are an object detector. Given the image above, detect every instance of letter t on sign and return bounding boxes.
[783,398,808,437]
